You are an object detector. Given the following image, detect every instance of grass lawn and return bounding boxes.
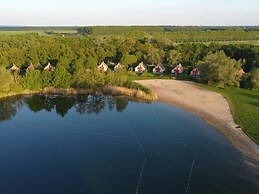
[199,84,259,144]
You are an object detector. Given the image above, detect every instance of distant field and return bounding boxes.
[0,30,77,35]
[0,30,258,45]
[0,26,259,45]
[194,40,259,45]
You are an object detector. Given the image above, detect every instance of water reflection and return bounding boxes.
[0,97,23,122]
[0,94,147,122]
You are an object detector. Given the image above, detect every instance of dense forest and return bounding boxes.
[0,29,259,96]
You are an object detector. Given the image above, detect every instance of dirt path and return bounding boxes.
[137,79,259,162]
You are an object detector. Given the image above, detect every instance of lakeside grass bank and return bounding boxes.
[199,84,259,145]
[0,86,158,102]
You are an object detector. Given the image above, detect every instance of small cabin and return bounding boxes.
[9,63,20,72]
[98,61,108,72]
[135,62,146,74]
[44,62,54,72]
[26,63,35,72]
[171,63,184,75]
[114,63,124,71]
[190,68,200,77]
[153,64,165,74]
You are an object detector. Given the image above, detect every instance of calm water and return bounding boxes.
[0,95,258,194]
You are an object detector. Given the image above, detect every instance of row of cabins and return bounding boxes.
[9,62,246,77]
[9,63,55,72]
[10,61,199,76]
[99,61,200,76]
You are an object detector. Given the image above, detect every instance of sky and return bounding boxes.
[0,0,258,26]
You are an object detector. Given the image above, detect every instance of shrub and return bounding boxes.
[0,67,15,93]
[250,68,259,89]
[22,70,42,90]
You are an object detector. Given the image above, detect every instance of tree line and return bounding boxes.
[0,33,259,95]
[77,26,259,42]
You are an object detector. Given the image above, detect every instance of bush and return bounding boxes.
[0,67,15,93]
[122,81,152,94]
[52,65,73,88]
[22,70,42,90]
[250,68,259,89]
[73,68,105,89]
[240,73,251,89]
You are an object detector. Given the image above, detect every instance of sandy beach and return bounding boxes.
[137,79,259,163]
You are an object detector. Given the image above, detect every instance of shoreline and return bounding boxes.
[0,86,158,102]
[137,79,259,162]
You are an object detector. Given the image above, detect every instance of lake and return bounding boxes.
[0,95,258,194]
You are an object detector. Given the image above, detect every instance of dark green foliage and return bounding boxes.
[41,71,53,87]
[122,81,152,94]
[77,27,92,35]
[0,33,258,74]
[250,68,259,89]
[85,57,98,69]
[52,64,72,88]
[120,53,138,66]
[22,70,42,90]
[73,68,105,89]
[0,67,15,93]
[78,26,163,36]
[0,32,258,95]
[167,50,182,66]
[198,51,243,88]
[105,68,128,86]
[240,73,251,89]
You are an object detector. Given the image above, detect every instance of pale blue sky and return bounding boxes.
[1,0,258,26]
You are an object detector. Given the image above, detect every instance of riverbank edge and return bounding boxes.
[0,86,158,101]
[137,80,259,163]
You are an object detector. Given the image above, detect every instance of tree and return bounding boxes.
[57,58,72,70]
[0,67,15,93]
[146,47,165,65]
[41,71,53,87]
[22,70,42,90]
[71,57,87,71]
[85,57,98,69]
[167,50,182,66]
[77,27,92,35]
[120,53,138,66]
[73,68,105,89]
[52,64,72,88]
[197,51,243,87]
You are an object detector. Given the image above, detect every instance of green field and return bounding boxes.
[199,84,259,144]
[1,26,259,45]
[0,30,77,35]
